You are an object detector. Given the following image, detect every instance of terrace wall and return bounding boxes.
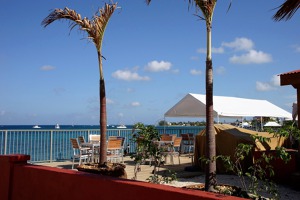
[0,154,243,200]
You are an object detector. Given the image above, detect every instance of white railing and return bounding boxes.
[0,126,203,163]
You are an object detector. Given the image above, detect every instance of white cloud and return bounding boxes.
[190,69,202,75]
[256,74,280,91]
[197,48,206,54]
[216,66,226,75]
[190,56,199,60]
[212,47,224,54]
[222,37,254,51]
[131,102,141,107]
[197,47,224,54]
[145,60,172,72]
[196,37,272,66]
[112,70,150,81]
[271,75,280,86]
[106,98,114,104]
[229,50,272,64]
[40,65,55,71]
[256,81,275,91]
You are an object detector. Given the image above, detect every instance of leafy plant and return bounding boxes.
[200,134,292,199]
[147,169,177,184]
[265,122,300,149]
[130,123,177,183]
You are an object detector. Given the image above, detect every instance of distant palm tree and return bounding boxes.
[273,0,300,21]
[145,0,217,191]
[42,3,117,165]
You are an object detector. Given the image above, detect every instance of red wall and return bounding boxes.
[0,154,243,200]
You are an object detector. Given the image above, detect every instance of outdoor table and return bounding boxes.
[153,140,174,164]
[153,140,173,148]
[81,142,100,162]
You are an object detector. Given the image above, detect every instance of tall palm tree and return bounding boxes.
[273,0,300,21]
[145,0,217,191]
[42,3,117,165]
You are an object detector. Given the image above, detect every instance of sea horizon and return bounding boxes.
[0,124,136,130]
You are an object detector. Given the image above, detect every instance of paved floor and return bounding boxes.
[35,154,203,182]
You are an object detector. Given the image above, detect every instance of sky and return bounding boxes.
[0,0,299,125]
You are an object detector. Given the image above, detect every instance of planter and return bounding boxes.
[77,162,127,179]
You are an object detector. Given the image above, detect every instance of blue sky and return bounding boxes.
[0,0,299,125]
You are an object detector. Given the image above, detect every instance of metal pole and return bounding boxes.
[4,130,7,155]
[50,130,53,162]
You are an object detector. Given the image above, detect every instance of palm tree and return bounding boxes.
[42,3,117,165]
[194,0,217,192]
[273,0,300,21]
[145,0,217,191]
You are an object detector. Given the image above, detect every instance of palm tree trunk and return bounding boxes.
[98,51,107,165]
[205,20,216,191]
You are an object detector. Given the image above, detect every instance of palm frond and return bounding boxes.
[41,3,117,50]
[42,7,94,36]
[194,0,217,21]
[273,0,300,21]
[91,3,117,50]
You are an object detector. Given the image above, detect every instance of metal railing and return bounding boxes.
[0,126,204,163]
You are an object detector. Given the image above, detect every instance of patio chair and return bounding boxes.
[180,133,194,154]
[89,134,100,143]
[107,138,123,163]
[78,135,100,162]
[109,136,126,163]
[161,135,173,141]
[180,133,194,164]
[162,137,182,165]
[70,138,91,169]
[78,136,85,144]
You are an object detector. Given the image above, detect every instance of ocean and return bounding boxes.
[0,124,134,130]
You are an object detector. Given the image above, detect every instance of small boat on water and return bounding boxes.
[55,124,60,129]
[117,124,127,129]
[33,125,41,129]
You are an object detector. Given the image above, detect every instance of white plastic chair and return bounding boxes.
[70,138,91,169]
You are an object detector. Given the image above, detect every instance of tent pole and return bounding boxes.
[241,117,244,128]
[261,116,263,131]
[163,116,166,134]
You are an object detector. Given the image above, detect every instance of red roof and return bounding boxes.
[280,69,300,76]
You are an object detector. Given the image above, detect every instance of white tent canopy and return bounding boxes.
[165,93,292,120]
[264,121,281,127]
